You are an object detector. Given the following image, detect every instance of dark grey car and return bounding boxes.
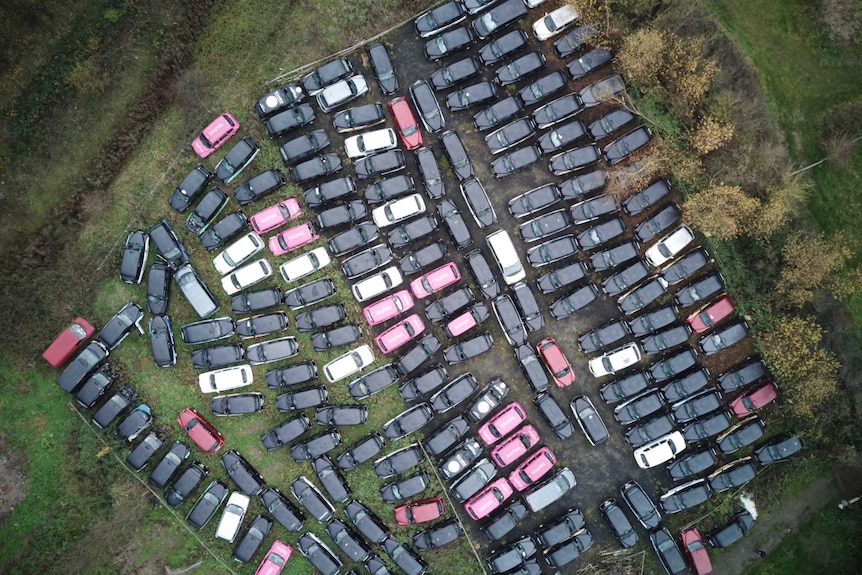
[409,79,446,133]
[496,51,545,85]
[577,217,626,250]
[600,498,638,548]
[426,287,474,323]
[628,304,679,337]
[661,367,711,403]
[343,245,393,279]
[482,500,529,541]
[423,415,469,456]
[431,56,481,90]
[624,179,671,216]
[346,500,390,543]
[526,234,579,268]
[618,276,669,315]
[374,444,424,479]
[642,324,693,355]
[452,458,497,502]
[570,194,619,225]
[284,278,337,310]
[261,413,312,451]
[666,447,718,482]
[438,199,473,249]
[490,145,542,178]
[295,304,346,333]
[332,103,386,133]
[649,348,699,382]
[682,410,733,442]
[446,80,498,111]
[621,480,661,529]
[515,343,550,393]
[508,184,561,218]
[532,94,585,129]
[311,324,362,352]
[599,371,651,404]
[578,319,631,354]
[635,203,682,242]
[291,476,335,523]
[602,260,650,297]
[614,390,665,426]
[276,386,328,412]
[624,413,676,447]
[304,176,357,208]
[337,432,386,471]
[444,332,494,365]
[535,391,575,439]
[590,240,640,272]
[395,334,441,376]
[416,147,445,199]
[290,430,343,462]
[191,343,244,370]
[381,472,431,503]
[430,373,479,413]
[364,174,415,204]
[479,28,528,64]
[537,261,588,295]
[399,241,447,276]
[264,104,317,138]
[329,222,380,256]
[383,403,435,440]
[466,249,500,298]
[474,96,524,131]
[537,120,588,154]
[675,273,725,308]
[589,108,636,140]
[388,215,439,249]
[549,284,599,320]
[231,287,283,314]
[567,48,614,80]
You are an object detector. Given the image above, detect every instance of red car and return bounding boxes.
[680,529,713,575]
[537,338,575,387]
[177,407,225,454]
[42,317,96,367]
[686,294,734,333]
[388,96,423,150]
[394,497,445,525]
[731,381,778,417]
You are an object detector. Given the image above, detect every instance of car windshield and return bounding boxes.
[435,36,447,53]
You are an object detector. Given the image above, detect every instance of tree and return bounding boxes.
[683,184,760,240]
[776,231,854,308]
[617,28,666,88]
[691,115,735,155]
[754,170,811,237]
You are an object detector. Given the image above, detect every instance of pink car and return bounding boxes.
[443,304,487,338]
[250,199,302,234]
[509,446,557,491]
[491,425,541,467]
[268,222,318,256]
[687,294,734,333]
[192,112,240,158]
[410,262,461,298]
[376,314,425,354]
[363,290,415,326]
[731,381,778,417]
[464,478,514,520]
[255,540,292,575]
[478,402,527,445]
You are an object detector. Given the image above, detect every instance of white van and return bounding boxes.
[215,492,250,542]
[212,232,264,275]
[324,344,375,383]
[344,128,397,159]
[198,364,253,393]
[279,247,332,283]
[486,230,526,285]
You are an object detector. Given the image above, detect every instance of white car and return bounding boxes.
[317,75,369,113]
[524,0,548,7]
[588,342,642,378]
[645,225,695,267]
[199,364,254,393]
[215,492,250,542]
[324,344,375,383]
[221,258,274,295]
[371,194,426,228]
[633,431,686,469]
[213,232,264,275]
[344,128,397,159]
[532,4,579,41]
[278,247,332,283]
[486,230,525,285]
[351,266,403,302]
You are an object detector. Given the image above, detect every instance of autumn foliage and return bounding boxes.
[683,184,760,240]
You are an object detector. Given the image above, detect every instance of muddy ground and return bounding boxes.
[0,435,27,528]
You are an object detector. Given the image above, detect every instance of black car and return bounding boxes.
[533,94,585,130]
[649,347,699,383]
[338,432,386,471]
[549,284,599,320]
[279,130,330,165]
[414,518,462,551]
[624,413,676,447]
[348,364,400,400]
[235,311,288,340]
[536,508,586,548]
[302,58,354,95]
[675,273,725,308]
[621,480,661,529]
[438,437,483,480]
[305,176,357,208]
[440,131,474,182]
[519,209,571,243]
[623,179,671,216]
[290,430,343,462]
[149,315,177,368]
[660,479,711,514]
[474,96,524,131]
[364,174,415,204]
[355,150,406,179]
[661,249,711,286]
[661,368,710,403]
[368,42,398,94]
[755,434,803,465]
[618,276,669,315]
[409,80,446,133]
[382,537,427,575]
[571,395,610,445]
[537,120,588,154]
[97,302,145,351]
[604,126,653,164]
[424,26,476,60]
[496,51,545,86]
[437,199,473,249]
[346,500,390,543]
[535,391,575,439]
[235,169,287,206]
[682,410,733,442]
[479,28,528,64]
[233,514,272,564]
[599,371,651,404]
[313,455,351,503]
[381,472,430,503]
[426,287,474,322]
[165,461,207,508]
[666,447,718,482]
[201,211,250,251]
[708,510,756,549]
[486,118,536,155]
[255,83,305,120]
[560,169,610,200]
[464,379,508,424]
[570,194,619,225]
[298,533,343,575]
[222,449,265,496]
[276,386,329,412]
[491,145,542,177]
[415,0,465,37]
[589,108,636,140]
[329,222,380,256]
[374,443,424,479]
[146,262,171,315]
[291,476,336,522]
[316,405,368,427]
[333,103,387,133]
[327,519,372,563]
[446,81,498,111]
[400,364,450,403]
[292,154,343,185]
[260,413,312,451]
[120,230,149,284]
[230,286,283,314]
[508,184,561,218]
[543,530,593,568]
[399,241,447,276]
[294,304,346,334]
[191,343,244,370]
[76,364,115,409]
[126,431,163,471]
[636,205,682,243]
[343,244,392,279]
[452,458,497,502]
[699,321,749,355]
[527,232,579,268]
[578,319,630,354]
[599,499,638,548]
[284,278,337,310]
[590,240,639,272]
[718,357,767,393]
[493,294,527,345]
[549,144,602,176]
[650,528,687,575]
[416,147,445,199]
[430,373,479,413]
[92,384,137,429]
[482,501,529,541]
[519,71,568,106]
[186,480,229,530]
[642,324,693,355]
[554,25,596,58]
[487,535,536,575]
[473,0,527,39]
[512,281,543,332]
[261,487,306,532]
[264,104,316,138]
[515,343,550,392]
[171,165,213,213]
[628,304,679,338]
[579,74,625,107]
[312,324,362,352]
[566,48,614,80]
[671,389,722,423]
[211,392,265,416]
[431,56,481,90]
[717,416,765,454]
[466,249,500,298]
[423,415,469,455]
[395,334,441,375]
[537,261,588,296]
[383,403,435,440]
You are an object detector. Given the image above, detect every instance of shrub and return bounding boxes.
[776,231,854,308]
[683,184,760,240]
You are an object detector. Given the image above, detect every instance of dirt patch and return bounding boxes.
[0,434,28,528]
